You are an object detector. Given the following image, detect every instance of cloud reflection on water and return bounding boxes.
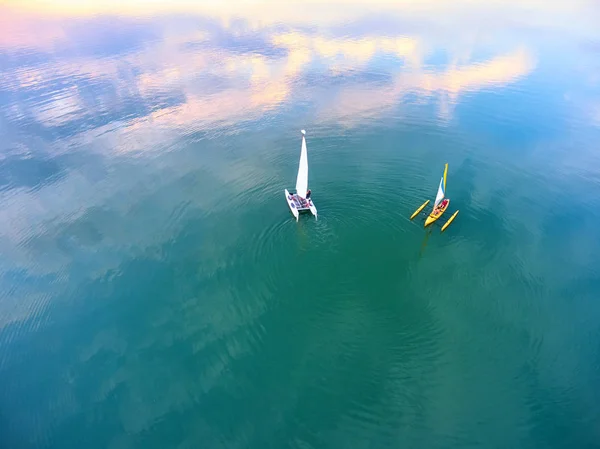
[0,3,542,150]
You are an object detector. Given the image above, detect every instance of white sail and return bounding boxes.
[434,177,445,207]
[295,130,308,198]
[433,163,448,208]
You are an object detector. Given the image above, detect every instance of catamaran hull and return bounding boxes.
[285,189,317,221]
[285,189,300,221]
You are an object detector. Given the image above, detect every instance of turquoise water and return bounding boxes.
[1,2,600,448]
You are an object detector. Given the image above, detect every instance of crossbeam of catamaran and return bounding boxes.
[285,130,317,221]
[410,163,459,232]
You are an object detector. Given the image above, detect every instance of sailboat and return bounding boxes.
[410,163,459,232]
[284,130,317,221]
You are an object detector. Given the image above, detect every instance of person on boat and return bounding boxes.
[306,189,311,200]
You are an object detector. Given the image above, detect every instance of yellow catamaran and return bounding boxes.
[410,163,459,232]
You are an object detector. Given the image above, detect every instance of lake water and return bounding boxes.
[1,1,600,448]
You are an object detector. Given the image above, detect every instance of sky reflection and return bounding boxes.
[3,0,587,151]
[0,1,598,183]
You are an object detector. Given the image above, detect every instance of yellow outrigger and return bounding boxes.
[410,163,459,232]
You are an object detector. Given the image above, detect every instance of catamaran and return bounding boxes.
[285,130,317,221]
[410,163,459,232]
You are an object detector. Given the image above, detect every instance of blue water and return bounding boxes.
[1,2,600,448]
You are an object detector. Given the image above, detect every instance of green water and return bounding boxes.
[1,2,600,448]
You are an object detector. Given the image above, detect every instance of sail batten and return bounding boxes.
[295,132,308,198]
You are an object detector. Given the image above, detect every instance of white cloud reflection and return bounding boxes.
[118,33,532,136]
[0,2,544,150]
